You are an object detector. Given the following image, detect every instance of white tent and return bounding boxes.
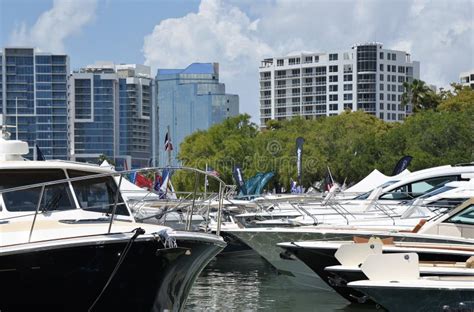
[344,169,411,194]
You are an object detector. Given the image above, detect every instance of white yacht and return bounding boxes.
[233,164,474,227]
[224,175,474,290]
[0,136,226,311]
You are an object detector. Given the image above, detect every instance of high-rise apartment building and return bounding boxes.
[0,47,69,159]
[259,43,420,127]
[460,70,474,89]
[156,63,239,166]
[69,62,153,168]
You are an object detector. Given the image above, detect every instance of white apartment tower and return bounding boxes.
[259,43,420,127]
[459,70,474,89]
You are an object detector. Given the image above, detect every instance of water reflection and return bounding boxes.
[185,253,378,311]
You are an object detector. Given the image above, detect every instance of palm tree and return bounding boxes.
[401,79,440,113]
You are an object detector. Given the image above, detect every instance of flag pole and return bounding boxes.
[204,163,208,198]
[15,97,18,140]
[167,125,171,167]
[327,166,334,184]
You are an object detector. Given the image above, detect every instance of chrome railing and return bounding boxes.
[0,166,233,245]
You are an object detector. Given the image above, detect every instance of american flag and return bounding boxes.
[164,132,173,151]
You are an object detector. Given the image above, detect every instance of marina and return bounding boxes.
[1,130,473,311]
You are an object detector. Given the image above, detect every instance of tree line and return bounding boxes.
[175,83,474,192]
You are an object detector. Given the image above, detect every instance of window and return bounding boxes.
[398,66,405,73]
[329,65,338,72]
[292,69,300,76]
[329,75,338,82]
[392,75,396,82]
[398,85,404,92]
[392,94,396,101]
[398,76,405,83]
[446,204,474,225]
[380,102,384,110]
[277,59,284,66]
[329,85,338,92]
[379,64,384,71]
[329,103,338,110]
[343,75,352,81]
[379,52,384,59]
[68,170,129,216]
[344,84,353,91]
[379,112,384,119]
[344,103,353,110]
[392,103,396,110]
[380,74,384,81]
[289,58,300,65]
[392,53,397,61]
[343,64,353,73]
[380,84,384,91]
[388,53,391,60]
[0,169,74,212]
[344,94,352,101]
[329,94,338,101]
[314,56,319,62]
[329,53,338,61]
[391,65,396,72]
[379,176,461,200]
[380,93,384,100]
[391,84,396,92]
[430,198,470,211]
[305,56,313,63]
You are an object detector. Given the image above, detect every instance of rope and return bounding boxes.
[88,227,145,311]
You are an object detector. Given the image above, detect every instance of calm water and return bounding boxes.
[185,252,378,312]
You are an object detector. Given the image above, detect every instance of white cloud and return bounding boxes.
[143,0,274,121]
[9,0,97,53]
[144,0,473,120]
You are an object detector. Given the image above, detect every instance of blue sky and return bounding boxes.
[0,0,201,70]
[1,0,473,120]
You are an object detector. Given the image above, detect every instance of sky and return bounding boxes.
[1,0,473,121]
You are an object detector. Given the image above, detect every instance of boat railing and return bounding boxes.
[0,166,232,244]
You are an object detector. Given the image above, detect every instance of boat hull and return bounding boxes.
[350,283,474,312]
[284,244,473,304]
[0,234,224,311]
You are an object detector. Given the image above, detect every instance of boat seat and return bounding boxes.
[467,256,474,268]
[400,219,427,233]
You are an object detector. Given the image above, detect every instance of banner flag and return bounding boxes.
[392,155,413,176]
[296,137,305,184]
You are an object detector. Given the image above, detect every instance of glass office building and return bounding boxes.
[156,63,239,166]
[69,62,153,168]
[0,48,69,159]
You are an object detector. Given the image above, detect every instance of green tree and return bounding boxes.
[437,84,474,112]
[401,79,440,112]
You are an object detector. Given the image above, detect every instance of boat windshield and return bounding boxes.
[68,170,129,216]
[352,180,399,200]
[0,169,74,212]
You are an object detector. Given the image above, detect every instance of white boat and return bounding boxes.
[280,238,474,303]
[224,179,474,290]
[233,164,474,227]
[0,135,226,311]
[348,253,474,311]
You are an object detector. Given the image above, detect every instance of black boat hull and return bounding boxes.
[0,236,224,311]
